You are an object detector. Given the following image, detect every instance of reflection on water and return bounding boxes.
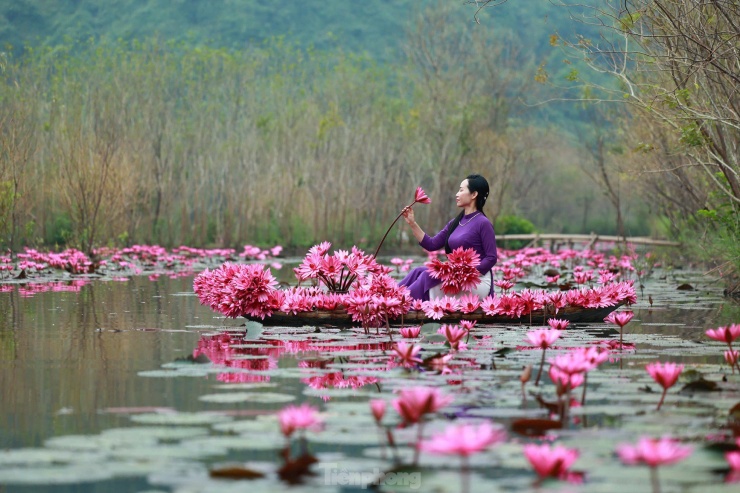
[0,276,213,449]
[0,270,738,492]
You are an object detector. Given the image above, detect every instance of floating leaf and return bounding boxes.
[679,378,721,393]
[210,465,265,479]
[182,435,284,451]
[0,465,114,485]
[130,412,234,426]
[510,418,562,437]
[198,392,295,403]
[277,450,318,485]
[174,353,211,364]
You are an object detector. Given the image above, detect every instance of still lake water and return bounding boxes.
[1,266,739,493]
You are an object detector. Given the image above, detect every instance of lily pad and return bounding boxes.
[130,412,235,426]
[198,392,296,403]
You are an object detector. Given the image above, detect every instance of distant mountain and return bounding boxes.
[1,1,603,64]
[1,0,611,133]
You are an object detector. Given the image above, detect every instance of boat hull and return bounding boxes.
[248,302,624,327]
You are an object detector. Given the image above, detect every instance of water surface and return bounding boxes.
[1,268,739,492]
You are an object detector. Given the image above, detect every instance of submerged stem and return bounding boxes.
[581,372,588,406]
[656,388,667,411]
[650,466,661,493]
[728,342,740,373]
[534,348,547,386]
[413,421,425,466]
[461,455,470,493]
[563,388,572,426]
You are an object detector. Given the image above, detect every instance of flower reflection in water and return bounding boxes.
[193,330,393,387]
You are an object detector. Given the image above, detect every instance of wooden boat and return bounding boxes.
[249,302,625,327]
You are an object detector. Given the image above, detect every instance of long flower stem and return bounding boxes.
[317,272,335,291]
[376,427,386,460]
[581,372,589,406]
[534,348,547,386]
[656,388,667,411]
[461,455,470,493]
[341,273,357,292]
[650,466,661,493]
[413,421,424,466]
[728,342,740,373]
[373,201,414,258]
[386,427,400,464]
[563,388,572,426]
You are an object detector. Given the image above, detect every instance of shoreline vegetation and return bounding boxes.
[0,2,737,292]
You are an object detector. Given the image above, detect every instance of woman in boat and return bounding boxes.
[398,174,498,301]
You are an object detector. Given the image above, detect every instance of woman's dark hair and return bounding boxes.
[445,174,490,254]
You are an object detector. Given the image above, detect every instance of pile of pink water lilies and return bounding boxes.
[194,240,639,333]
[0,244,283,280]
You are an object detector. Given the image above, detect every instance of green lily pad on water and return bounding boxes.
[211,418,277,434]
[110,444,227,460]
[0,464,115,485]
[0,448,103,465]
[102,426,211,441]
[181,434,284,451]
[45,433,157,451]
[130,412,235,426]
[198,392,296,403]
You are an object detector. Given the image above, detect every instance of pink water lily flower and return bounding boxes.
[399,326,422,338]
[420,421,506,492]
[727,438,740,483]
[494,279,514,292]
[527,328,562,386]
[725,350,739,373]
[617,436,692,468]
[421,422,506,457]
[369,399,386,424]
[524,443,579,480]
[646,362,683,389]
[391,386,453,425]
[706,324,740,372]
[604,310,635,349]
[726,450,740,470]
[526,329,562,349]
[393,341,423,366]
[646,361,684,410]
[277,403,323,438]
[549,365,585,395]
[438,324,467,349]
[706,324,740,344]
[547,318,570,331]
[414,186,431,204]
[617,437,692,492]
[459,294,481,313]
[605,310,634,327]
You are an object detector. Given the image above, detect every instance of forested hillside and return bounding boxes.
[0,0,658,252]
[2,0,594,62]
